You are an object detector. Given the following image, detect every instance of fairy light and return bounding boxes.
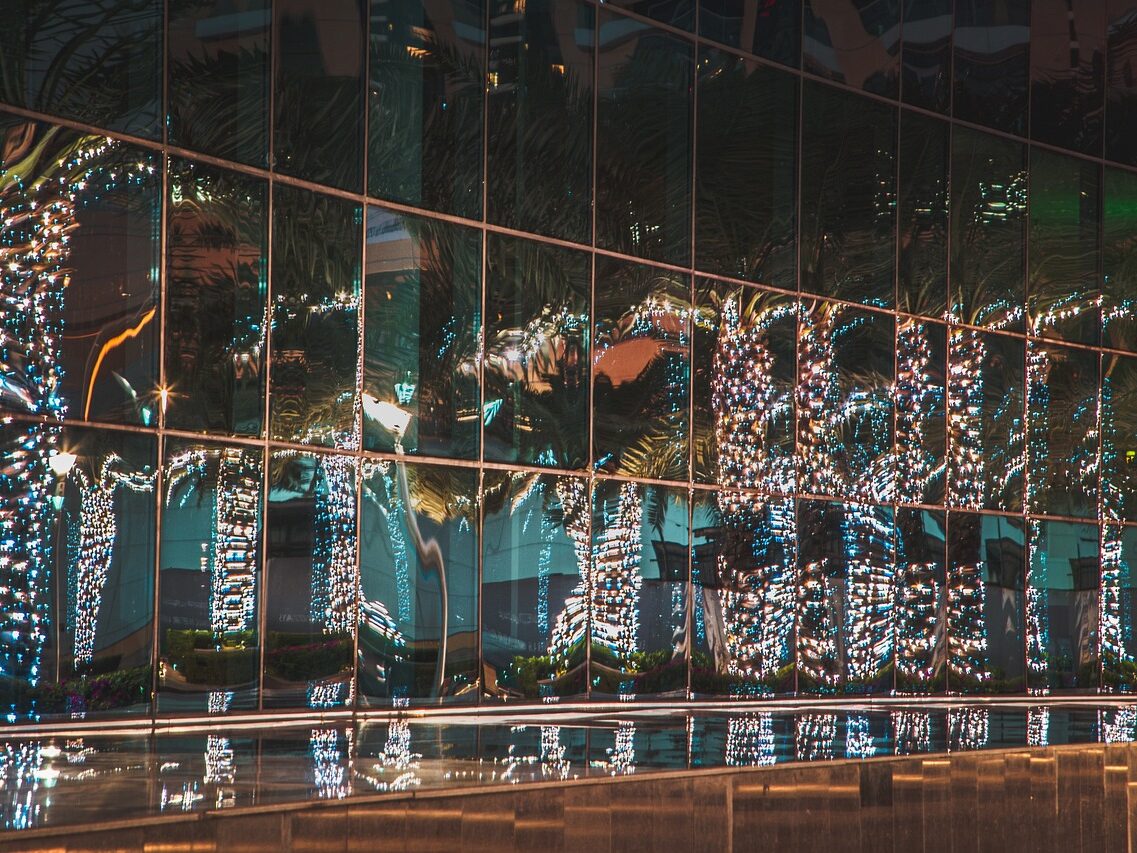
[947,561,990,687]
[309,728,351,800]
[948,707,989,751]
[725,713,776,767]
[539,725,570,780]
[1027,706,1049,746]
[845,715,876,759]
[948,327,987,509]
[896,319,943,504]
[891,711,931,755]
[842,503,894,688]
[1100,706,1137,743]
[795,713,837,762]
[1026,519,1050,692]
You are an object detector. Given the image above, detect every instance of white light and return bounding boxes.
[362,394,411,438]
[48,452,76,477]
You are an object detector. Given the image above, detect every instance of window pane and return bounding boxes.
[1027,149,1101,346]
[275,0,366,191]
[363,208,479,459]
[1100,352,1137,523]
[593,258,689,481]
[481,471,589,700]
[800,82,896,307]
[947,330,1024,512]
[0,0,162,138]
[264,450,357,709]
[358,461,478,705]
[166,159,267,437]
[606,0,694,30]
[953,0,1030,135]
[950,127,1027,331]
[895,509,947,693]
[1101,523,1137,690]
[484,234,590,468]
[898,112,949,318]
[588,481,688,699]
[487,0,593,243]
[369,0,485,218]
[699,0,801,67]
[270,186,362,449]
[896,319,946,507]
[947,512,1025,694]
[1030,0,1104,155]
[803,0,900,97]
[901,0,953,112]
[1103,166,1137,352]
[692,491,795,697]
[1107,1,1137,165]
[1026,519,1100,692]
[693,280,796,490]
[168,0,270,166]
[696,49,796,289]
[596,13,693,266]
[1026,343,1099,518]
[159,441,262,713]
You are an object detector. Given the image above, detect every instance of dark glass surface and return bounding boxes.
[274,0,366,191]
[362,207,479,459]
[484,234,590,469]
[1106,1,1137,165]
[1027,519,1100,692]
[1026,343,1099,518]
[953,0,1031,135]
[1030,0,1104,155]
[159,440,262,713]
[269,186,362,449]
[803,0,900,97]
[593,257,689,481]
[487,0,593,243]
[605,0,695,30]
[950,127,1027,331]
[695,49,796,289]
[588,481,688,698]
[896,319,946,507]
[797,302,894,503]
[898,112,949,318]
[1027,149,1101,346]
[263,450,357,709]
[358,460,478,705]
[0,0,162,138]
[482,471,589,701]
[799,82,896,307]
[895,508,947,693]
[165,159,267,437]
[901,0,953,112]
[698,0,801,67]
[168,0,270,166]
[1103,166,1137,352]
[947,512,1025,694]
[947,330,1024,512]
[596,12,694,266]
[1102,524,1137,690]
[1100,352,1137,523]
[692,280,796,490]
[369,0,485,219]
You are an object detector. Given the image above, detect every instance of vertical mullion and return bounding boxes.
[478,0,491,706]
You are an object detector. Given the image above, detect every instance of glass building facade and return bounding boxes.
[0,0,1136,722]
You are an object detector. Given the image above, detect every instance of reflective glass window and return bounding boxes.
[1026,343,1099,518]
[1026,519,1100,692]
[947,330,1024,513]
[1103,166,1137,352]
[1107,1,1137,165]
[695,49,796,289]
[588,481,688,699]
[481,471,589,700]
[269,186,362,449]
[1101,524,1137,691]
[803,0,900,97]
[166,159,267,437]
[799,82,896,307]
[274,0,366,191]
[954,0,1031,135]
[358,460,478,705]
[1030,0,1105,155]
[1100,352,1137,523]
[168,0,270,166]
[593,257,689,481]
[596,13,694,266]
[947,512,1025,694]
[0,0,162,138]
[692,280,796,490]
[362,207,479,459]
[484,234,590,469]
[699,0,801,67]
[369,0,485,218]
[606,0,694,30]
[901,0,953,112]
[691,491,795,697]
[895,509,947,693]
[950,127,1027,332]
[264,450,357,709]
[1027,149,1101,346]
[896,319,946,507]
[898,112,948,318]
[487,0,593,243]
[159,440,263,713]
